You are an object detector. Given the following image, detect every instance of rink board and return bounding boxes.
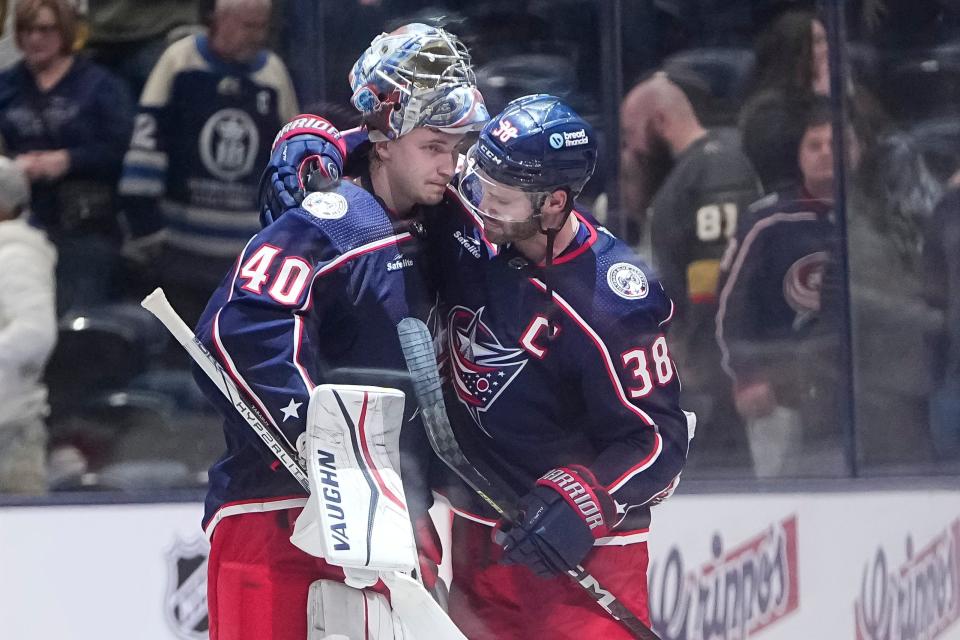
[1,490,959,639]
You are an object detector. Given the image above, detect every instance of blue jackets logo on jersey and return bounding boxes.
[607,263,649,300]
[447,306,528,431]
[302,191,349,219]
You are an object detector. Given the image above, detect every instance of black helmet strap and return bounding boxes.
[535,186,574,339]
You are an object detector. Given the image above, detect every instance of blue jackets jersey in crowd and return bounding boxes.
[0,56,133,234]
[195,179,434,533]
[120,34,298,282]
[425,190,693,537]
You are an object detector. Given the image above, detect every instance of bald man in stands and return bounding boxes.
[620,72,761,467]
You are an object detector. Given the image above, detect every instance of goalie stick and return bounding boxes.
[141,288,309,489]
[141,288,467,640]
[397,317,662,640]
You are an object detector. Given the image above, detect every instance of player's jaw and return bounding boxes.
[420,179,452,204]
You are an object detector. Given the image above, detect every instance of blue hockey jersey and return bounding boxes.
[119,34,299,274]
[715,187,836,384]
[425,191,694,540]
[195,180,434,533]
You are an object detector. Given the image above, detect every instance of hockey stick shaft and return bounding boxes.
[397,318,660,640]
[140,288,476,638]
[140,288,309,490]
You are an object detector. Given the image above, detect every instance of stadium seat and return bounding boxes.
[881,42,960,122]
[663,47,755,125]
[477,54,579,115]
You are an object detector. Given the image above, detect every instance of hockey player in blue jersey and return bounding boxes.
[192,23,487,640]
[423,95,695,639]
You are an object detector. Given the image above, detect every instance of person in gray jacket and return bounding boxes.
[0,155,56,494]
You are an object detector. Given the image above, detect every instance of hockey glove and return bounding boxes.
[259,114,347,224]
[493,465,616,578]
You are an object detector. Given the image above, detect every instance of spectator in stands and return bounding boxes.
[85,0,199,98]
[621,71,761,467]
[0,156,57,495]
[716,98,848,477]
[119,0,299,326]
[846,132,943,466]
[739,8,886,193]
[923,170,960,458]
[0,0,133,314]
[738,90,809,193]
[746,9,831,100]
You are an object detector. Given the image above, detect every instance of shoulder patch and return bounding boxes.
[302,191,349,220]
[607,262,649,300]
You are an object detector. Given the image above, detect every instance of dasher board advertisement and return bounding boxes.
[1,489,959,639]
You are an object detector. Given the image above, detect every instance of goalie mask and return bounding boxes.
[458,94,597,227]
[349,23,488,142]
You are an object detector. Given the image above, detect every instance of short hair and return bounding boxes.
[14,0,78,56]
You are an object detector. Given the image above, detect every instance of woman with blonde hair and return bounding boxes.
[0,0,133,314]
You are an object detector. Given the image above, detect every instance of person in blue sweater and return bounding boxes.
[0,0,133,313]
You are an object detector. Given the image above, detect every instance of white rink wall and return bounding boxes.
[1,489,959,639]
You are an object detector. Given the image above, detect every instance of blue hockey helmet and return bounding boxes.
[349,23,488,142]
[467,94,597,196]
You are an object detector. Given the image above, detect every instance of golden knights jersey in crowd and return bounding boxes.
[648,129,761,385]
[119,34,298,281]
[648,128,761,461]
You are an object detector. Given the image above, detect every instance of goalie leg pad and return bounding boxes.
[291,384,417,573]
[308,580,405,640]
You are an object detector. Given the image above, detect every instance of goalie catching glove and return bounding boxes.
[493,465,616,578]
[259,114,347,224]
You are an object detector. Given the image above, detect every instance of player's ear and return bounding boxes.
[373,140,391,163]
[541,189,569,227]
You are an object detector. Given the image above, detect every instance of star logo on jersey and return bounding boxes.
[446,306,528,432]
[281,398,302,422]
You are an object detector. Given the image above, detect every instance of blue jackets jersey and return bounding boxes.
[196,180,434,532]
[119,34,298,269]
[425,191,693,538]
[0,56,133,233]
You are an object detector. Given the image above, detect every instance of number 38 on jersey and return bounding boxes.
[620,336,674,399]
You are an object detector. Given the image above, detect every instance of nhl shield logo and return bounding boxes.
[446,306,528,432]
[164,536,210,640]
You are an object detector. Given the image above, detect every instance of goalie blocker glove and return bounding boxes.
[259,114,347,225]
[493,465,616,578]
